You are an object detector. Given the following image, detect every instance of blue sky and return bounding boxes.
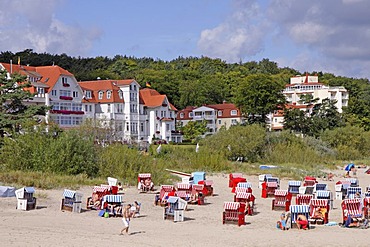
[1,0,370,79]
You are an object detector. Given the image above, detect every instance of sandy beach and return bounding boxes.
[1,167,370,247]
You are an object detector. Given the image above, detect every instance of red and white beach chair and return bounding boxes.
[296,194,313,205]
[198,180,214,196]
[190,184,205,205]
[87,186,110,210]
[303,176,317,187]
[272,190,292,211]
[138,173,154,192]
[155,185,175,206]
[229,173,243,188]
[309,199,330,224]
[341,198,363,225]
[222,202,245,226]
[261,177,279,198]
[235,192,255,215]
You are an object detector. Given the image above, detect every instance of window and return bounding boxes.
[118,90,123,99]
[85,91,92,99]
[231,119,237,125]
[218,110,222,116]
[73,91,78,97]
[218,120,221,124]
[85,105,88,112]
[166,124,170,131]
[140,123,144,132]
[126,122,129,131]
[98,91,103,100]
[89,105,92,112]
[37,87,44,95]
[180,113,184,118]
[60,90,71,97]
[189,112,193,118]
[134,85,137,91]
[107,91,112,99]
[231,110,237,116]
[107,104,111,113]
[51,90,57,96]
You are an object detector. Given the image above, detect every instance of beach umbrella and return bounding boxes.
[156,144,162,154]
[345,163,355,171]
[195,143,199,153]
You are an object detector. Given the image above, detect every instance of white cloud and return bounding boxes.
[197,0,268,63]
[0,0,101,56]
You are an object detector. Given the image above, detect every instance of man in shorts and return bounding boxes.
[296,214,309,230]
[120,204,131,235]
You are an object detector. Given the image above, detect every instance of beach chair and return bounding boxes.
[296,194,313,205]
[198,180,213,196]
[101,194,124,216]
[175,190,191,201]
[315,190,333,210]
[290,205,310,229]
[222,202,245,226]
[261,179,279,198]
[314,183,328,192]
[229,173,243,188]
[335,180,351,200]
[138,173,154,192]
[235,192,255,215]
[346,178,359,187]
[15,187,36,211]
[100,184,118,195]
[346,187,362,199]
[232,182,252,194]
[288,181,301,195]
[309,199,330,224]
[303,176,317,187]
[272,190,292,211]
[341,199,363,225]
[61,189,83,213]
[364,197,370,219]
[156,185,175,206]
[107,177,118,186]
[87,186,110,210]
[190,184,205,205]
[230,177,247,193]
[191,171,206,185]
[258,174,272,188]
[164,196,187,222]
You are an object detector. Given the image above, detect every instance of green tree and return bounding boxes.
[233,74,286,125]
[180,120,207,143]
[0,70,47,137]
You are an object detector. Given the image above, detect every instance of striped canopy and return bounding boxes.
[230,173,243,178]
[63,189,76,198]
[103,195,123,203]
[175,191,190,198]
[288,181,301,186]
[160,185,174,192]
[235,192,253,200]
[224,202,240,210]
[237,182,252,189]
[315,183,328,191]
[267,182,278,188]
[177,183,192,190]
[316,190,331,198]
[234,187,248,194]
[138,173,151,179]
[274,190,288,196]
[93,186,109,193]
[290,205,310,213]
[310,199,328,207]
[192,184,204,191]
[342,199,362,216]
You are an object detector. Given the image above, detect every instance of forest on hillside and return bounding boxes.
[1,49,370,131]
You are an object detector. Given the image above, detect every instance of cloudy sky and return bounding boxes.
[1,0,369,79]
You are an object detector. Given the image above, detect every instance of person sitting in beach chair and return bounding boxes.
[130,201,141,218]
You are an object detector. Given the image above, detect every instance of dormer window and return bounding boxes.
[107,90,112,99]
[98,91,103,100]
[180,113,184,118]
[85,91,92,99]
[218,110,222,116]
[189,112,193,118]
[118,90,123,99]
[231,110,237,116]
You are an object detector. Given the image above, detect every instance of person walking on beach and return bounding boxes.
[120,204,131,235]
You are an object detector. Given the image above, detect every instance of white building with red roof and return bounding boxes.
[267,74,349,131]
[79,80,180,144]
[0,62,84,128]
[177,102,244,135]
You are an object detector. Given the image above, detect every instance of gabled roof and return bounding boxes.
[78,80,123,103]
[140,88,177,110]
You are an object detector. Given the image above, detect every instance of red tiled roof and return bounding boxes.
[140,88,177,110]
[78,80,124,103]
[178,102,241,120]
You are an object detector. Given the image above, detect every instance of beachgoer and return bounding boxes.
[120,204,131,235]
[313,207,324,220]
[117,182,123,191]
[296,214,309,230]
[277,212,289,230]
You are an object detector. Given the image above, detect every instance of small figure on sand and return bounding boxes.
[120,204,131,235]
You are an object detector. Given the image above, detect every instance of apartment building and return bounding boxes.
[177,102,244,135]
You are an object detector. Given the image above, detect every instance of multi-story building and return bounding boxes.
[79,80,180,144]
[177,102,244,135]
[267,74,349,131]
[0,62,84,127]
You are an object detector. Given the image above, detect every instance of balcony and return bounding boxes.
[50,110,84,115]
[59,96,73,100]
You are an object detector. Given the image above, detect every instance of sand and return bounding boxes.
[1,167,369,247]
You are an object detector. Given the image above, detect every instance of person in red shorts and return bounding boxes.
[296,214,309,230]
